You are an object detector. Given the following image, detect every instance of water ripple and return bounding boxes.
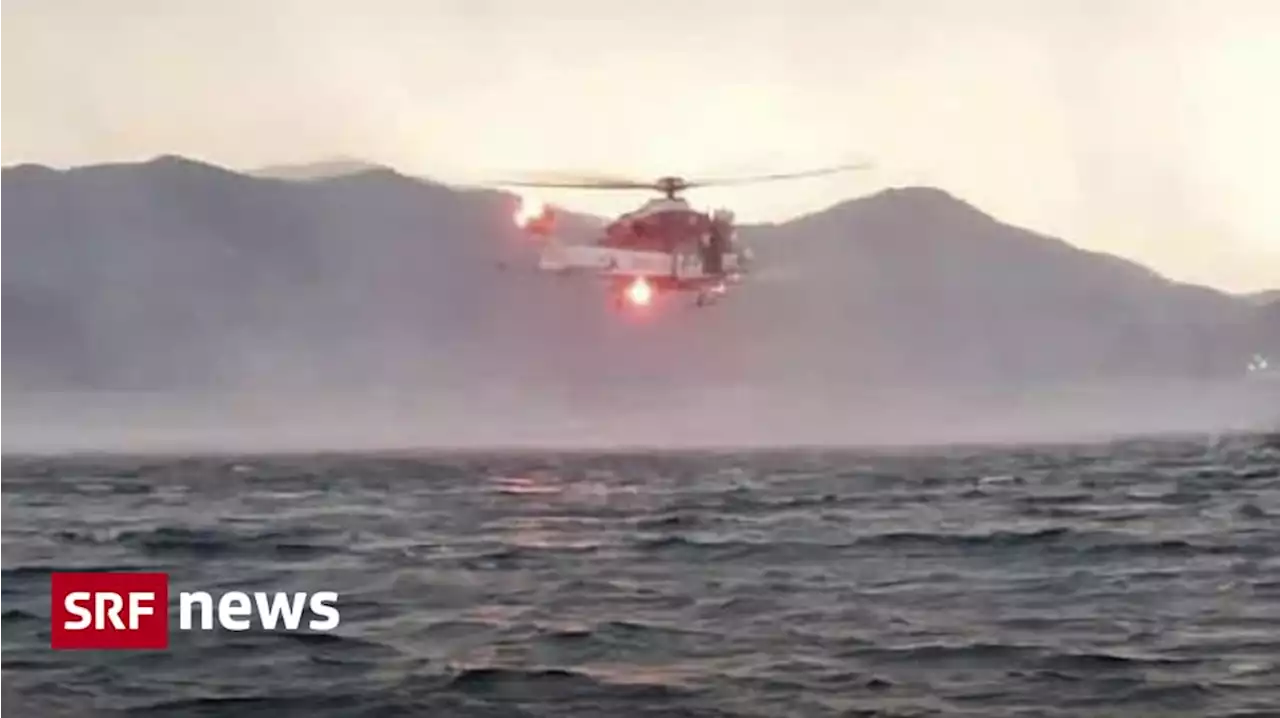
[3,433,1279,717]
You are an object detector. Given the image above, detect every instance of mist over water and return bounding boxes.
[5,378,1276,455]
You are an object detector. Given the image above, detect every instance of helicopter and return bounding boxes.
[499,164,871,309]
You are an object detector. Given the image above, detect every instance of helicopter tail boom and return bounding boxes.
[538,242,748,281]
[538,244,673,276]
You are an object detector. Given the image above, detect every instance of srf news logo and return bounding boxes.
[51,572,340,650]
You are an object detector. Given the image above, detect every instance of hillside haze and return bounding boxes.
[3,157,1276,450]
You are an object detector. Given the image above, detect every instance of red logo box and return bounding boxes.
[51,572,170,650]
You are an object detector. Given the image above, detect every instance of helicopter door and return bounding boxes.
[704,227,726,276]
[674,247,704,280]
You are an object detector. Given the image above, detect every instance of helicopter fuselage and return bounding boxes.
[600,197,712,254]
[502,163,867,309]
[515,193,750,307]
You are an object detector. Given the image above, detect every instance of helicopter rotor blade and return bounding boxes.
[489,161,874,192]
[495,178,655,190]
[489,170,656,191]
[682,162,873,189]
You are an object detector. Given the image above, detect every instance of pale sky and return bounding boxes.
[3,0,1278,291]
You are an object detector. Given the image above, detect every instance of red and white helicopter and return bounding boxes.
[501,165,869,309]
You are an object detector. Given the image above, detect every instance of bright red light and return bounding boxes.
[514,196,545,228]
[626,277,653,306]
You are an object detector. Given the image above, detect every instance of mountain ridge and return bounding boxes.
[1,156,1268,303]
[250,157,385,180]
[3,155,1274,398]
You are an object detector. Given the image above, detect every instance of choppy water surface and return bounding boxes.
[4,434,1279,717]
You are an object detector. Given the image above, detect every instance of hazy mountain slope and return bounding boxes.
[3,157,560,391]
[3,157,1270,401]
[1254,300,1280,356]
[250,159,608,236]
[732,187,1260,387]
